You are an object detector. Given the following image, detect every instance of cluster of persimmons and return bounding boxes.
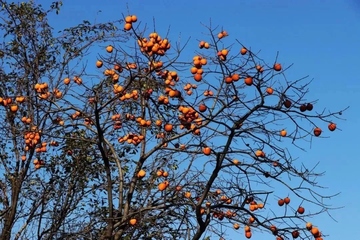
[117,16,331,239]
[2,12,337,240]
[137,32,171,56]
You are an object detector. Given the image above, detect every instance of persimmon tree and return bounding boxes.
[0,1,127,239]
[0,1,346,240]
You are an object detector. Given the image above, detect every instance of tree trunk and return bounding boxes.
[0,178,20,240]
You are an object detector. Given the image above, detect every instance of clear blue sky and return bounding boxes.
[41,0,359,239]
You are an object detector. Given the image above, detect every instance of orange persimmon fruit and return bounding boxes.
[129,218,137,225]
[202,147,211,155]
[96,60,103,68]
[297,206,305,214]
[233,223,240,230]
[240,47,247,55]
[158,182,168,191]
[106,45,113,53]
[137,169,146,178]
[280,129,287,137]
[244,76,253,86]
[273,63,282,71]
[266,87,274,95]
[198,104,207,112]
[194,73,202,82]
[124,23,132,31]
[328,122,336,131]
[314,127,322,137]
[164,123,173,132]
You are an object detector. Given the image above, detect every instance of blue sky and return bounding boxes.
[40,0,360,239]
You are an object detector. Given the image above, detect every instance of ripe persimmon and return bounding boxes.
[300,104,307,112]
[270,225,277,234]
[63,77,70,85]
[244,76,253,86]
[158,182,168,191]
[249,204,258,211]
[137,169,146,178]
[256,65,264,73]
[10,104,19,112]
[306,222,312,230]
[284,197,290,204]
[190,67,198,74]
[292,230,299,238]
[231,73,240,81]
[200,58,207,65]
[273,63,282,71]
[156,169,164,177]
[233,159,240,165]
[328,122,336,131]
[34,164,41,169]
[240,47,247,55]
[194,73,202,82]
[129,218,137,225]
[219,55,226,61]
[124,23,132,31]
[202,147,211,155]
[311,227,319,236]
[306,103,313,111]
[313,127,322,136]
[131,15,137,22]
[280,129,287,137]
[233,223,240,229]
[162,171,169,177]
[198,104,207,112]
[15,96,25,103]
[278,199,285,206]
[220,195,228,202]
[168,90,177,98]
[266,87,274,95]
[125,16,132,23]
[106,45,113,53]
[164,123,173,132]
[184,191,191,198]
[114,64,123,72]
[221,49,228,56]
[96,60,103,68]
[283,99,292,108]
[155,119,162,126]
[196,68,203,74]
[297,206,305,214]
[255,150,265,158]
[199,40,205,48]
[224,76,233,84]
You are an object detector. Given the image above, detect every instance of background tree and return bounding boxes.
[0,1,346,240]
[0,1,126,239]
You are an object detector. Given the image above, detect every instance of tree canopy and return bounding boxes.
[0,1,346,240]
